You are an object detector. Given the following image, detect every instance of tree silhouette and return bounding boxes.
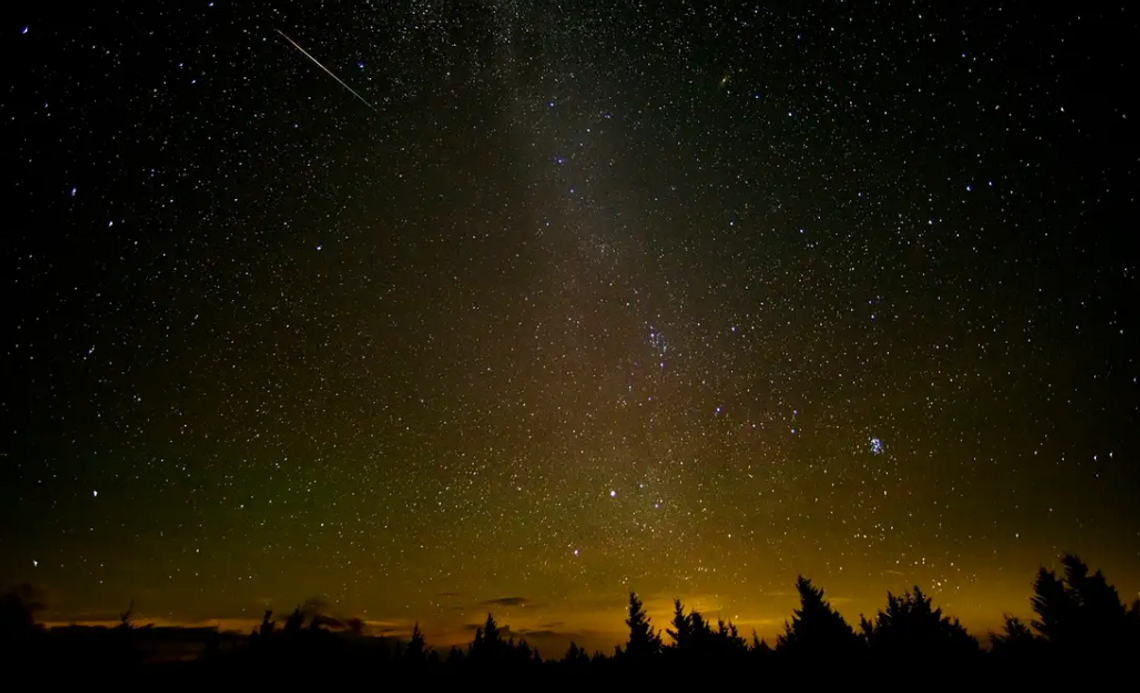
[664,598,747,667]
[667,598,694,651]
[990,615,1042,662]
[860,586,978,662]
[712,618,748,659]
[470,613,507,663]
[777,576,862,661]
[258,610,276,638]
[404,622,427,664]
[0,584,45,641]
[483,614,501,643]
[564,641,590,670]
[284,607,305,633]
[511,637,540,666]
[623,592,662,661]
[1029,553,1140,659]
[446,645,464,667]
[118,600,134,631]
[750,630,773,663]
[11,552,1139,679]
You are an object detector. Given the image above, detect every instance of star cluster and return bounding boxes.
[2,2,1136,649]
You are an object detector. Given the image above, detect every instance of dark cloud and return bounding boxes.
[343,617,365,635]
[289,597,369,634]
[480,597,529,607]
[312,613,345,629]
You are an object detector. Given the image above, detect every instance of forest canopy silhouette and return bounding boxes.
[3,554,1136,680]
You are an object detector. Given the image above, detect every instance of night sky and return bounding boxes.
[3,1,1137,652]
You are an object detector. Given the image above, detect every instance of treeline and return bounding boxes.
[2,553,1138,681]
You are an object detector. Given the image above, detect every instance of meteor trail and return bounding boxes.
[274,27,378,113]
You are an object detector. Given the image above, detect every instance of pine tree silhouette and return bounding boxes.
[712,618,748,659]
[777,576,862,662]
[482,613,501,644]
[1029,553,1140,660]
[283,607,305,633]
[1031,564,1079,646]
[470,613,507,663]
[665,599,746,666]
[667,598,693,651]
[118,600,134,631]
[750,630,773,663]
[564,641,590,670]
[688,609,710,648]
[990,614,1042,663]
[446,644,465,667]
[19,552,1140,679]
[258,610,275,639]
[0,584,44,641]
[860,586,978,662]
[404,622,426,664]
[623,592,662,661]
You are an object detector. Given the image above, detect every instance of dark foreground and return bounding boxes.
[3,553,1137,683]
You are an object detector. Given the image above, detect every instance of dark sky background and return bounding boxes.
[2,1,1137,653]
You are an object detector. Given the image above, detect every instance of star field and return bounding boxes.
[2,1,1137,651]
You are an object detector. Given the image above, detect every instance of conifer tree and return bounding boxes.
[751,630,773,658]
[0,584,44,640]
[667,599,693,650]
[258,610,276,638]
[1029,553,1140,657]
[565,642,590,668]
[990,615,1040,660]
[777,576,861,660]
[860,586,978,660]
[284,607,304,633]
[624,592,662,660]
[405,622,426,664]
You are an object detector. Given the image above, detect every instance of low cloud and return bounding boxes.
[481,597,529,607]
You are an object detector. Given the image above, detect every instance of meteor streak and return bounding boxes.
[274,27,378,113]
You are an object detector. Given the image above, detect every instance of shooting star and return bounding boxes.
[274,27,378,113]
